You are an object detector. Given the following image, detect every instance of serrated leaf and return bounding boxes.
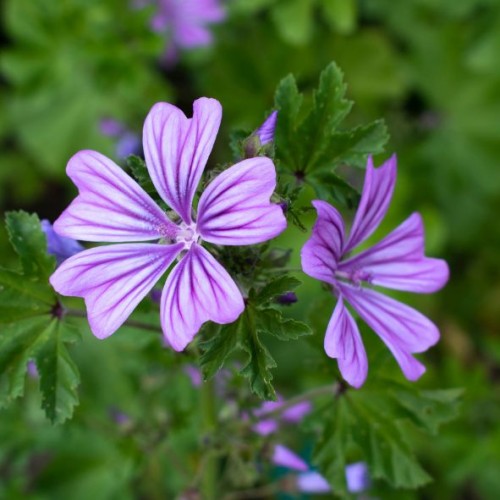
[274,62,389,179]
[313,379,462,492]
[274,74,303,172]
[0,212,81,422]
[200,309,277,401]
[200,321,241,381]
[239,308,277,401]
[5,211,56,280]
[257,308,312,341]
[36,320,80,424]
[255,275,302,305]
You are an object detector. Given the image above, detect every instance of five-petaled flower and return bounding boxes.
[301,155,449,388]
[50,98,286,351]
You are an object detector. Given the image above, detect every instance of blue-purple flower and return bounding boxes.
[301,155,449,387]
[41,220,84,265]
[50,98,286,350]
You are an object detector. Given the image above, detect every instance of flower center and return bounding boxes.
[335,268,372,288]
[176,222,199,249]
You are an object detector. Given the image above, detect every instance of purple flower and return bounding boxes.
[256,110,277,146]
[276,291,298,305]
[50,98,286,350]
[41,220,84,265]
[272,444,308,471]
[296,471,331,494]
[301,155,449,387]
[27,360,39,379]
[252,396,312,436]
[345,461,370,493]
[100,118,141,159]
[183,364,202,387]
[151,0,225,62]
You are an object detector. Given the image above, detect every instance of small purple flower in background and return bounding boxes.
[345,461,370,493]
[100,118,141,159]
[272,444,308,471]
[149,0,225,63]
[296,471,331,494]
[50,98,286,350]
[252,396,312,436]
[27,360,39,379]
[41,220,84,265]
[276,291,298,305]
[183,364,202,387]
[301,155,449,387]
[295,462,370,495]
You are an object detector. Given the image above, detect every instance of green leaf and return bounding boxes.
[239,308,277,401]
[199,322,241,381]
[313,379,462,492]
[0,212,80,423]
[257,308,312,341]
[321,0,357,35]
[271,0,315,46]
[255,275,302,305]
[36,320,81,424]
[200,309,277,401]
[308,171,360,209]
[5,211,56,280]
[274,62,389,200]
[127,155,157,197]
[274,74,303,172]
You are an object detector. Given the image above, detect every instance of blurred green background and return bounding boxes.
[1,0,499,498]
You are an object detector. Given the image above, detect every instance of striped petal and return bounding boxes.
[301,200,345,285]
[324,297,367,388]
[50,243,183,339]
[340,213,449,293]
[161,244,244,351]
[197,157,286,245]
[344,155,397,253]
[54,150,177,242]
[339,283,436,381]
[143,98,222,224]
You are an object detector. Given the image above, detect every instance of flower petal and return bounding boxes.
[54,150,176,242]
[197,157,286,245]
[301,200,345,285]
[340,213,449,293]
[344,155,397,253]
[143,98,222,223]
[297,471,331,493]
[324,297,367,388]
[272,444,309,472]
[41,219,84,265]
[161,244,244,351]
[338,283,435,380]
[50,243,183,339]
[345,462,371,493]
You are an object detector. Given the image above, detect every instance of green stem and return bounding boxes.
[65,308,163,334]
[200,377,218,500]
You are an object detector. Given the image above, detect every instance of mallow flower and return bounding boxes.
[301,155,449,387]
[41,220,84,265]
[50,98,286,351]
